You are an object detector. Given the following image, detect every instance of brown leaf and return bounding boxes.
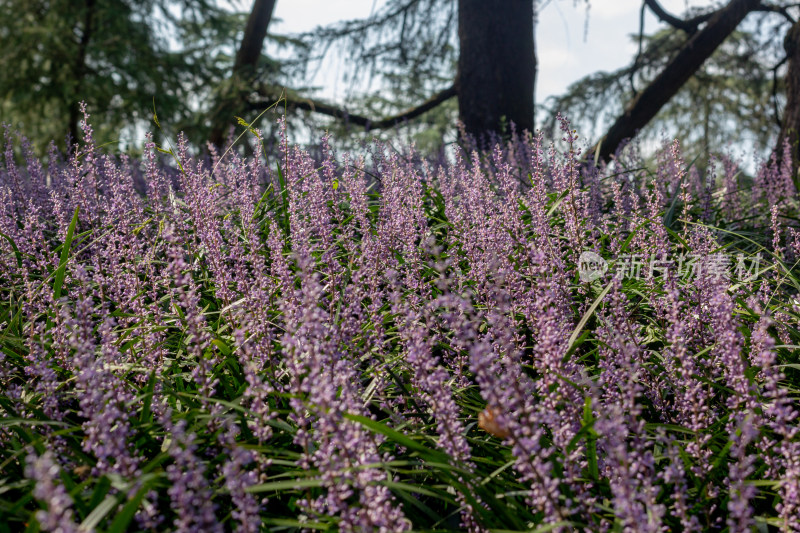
[478,406,510,439]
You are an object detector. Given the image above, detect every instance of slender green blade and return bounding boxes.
[53,207,79,301]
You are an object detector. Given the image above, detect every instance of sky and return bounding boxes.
[268,0,717,105]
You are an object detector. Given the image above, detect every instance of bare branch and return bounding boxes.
[755,2,797,24]
[630,1,647,97]
[248,84,458,131]
[643,0,717,33]
[305,0,421,41]
[772,55,788,129]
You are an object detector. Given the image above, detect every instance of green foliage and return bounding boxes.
[540,25,786,166]
[0,0,250,153]
[285,0,460,154]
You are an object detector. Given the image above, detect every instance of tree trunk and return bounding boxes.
[776,19,800,184]
[456,0,535,140]
[234,0,277,74]
[209,0,277,147]
[592,0,760,162]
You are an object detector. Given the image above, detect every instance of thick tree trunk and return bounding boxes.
[592,0,760,163]
[776,19,800,183]
[209,0,277,147]
[456,0,535,139]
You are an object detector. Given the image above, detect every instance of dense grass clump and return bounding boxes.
[1,111,800,532]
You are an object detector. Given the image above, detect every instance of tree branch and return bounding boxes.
[643,0,717,33]
[248,84,458,131]
[592,0,761,163]
[304,0,421,41]
[235,0,277,72]
[772,55,788,129]
[630,1,647,97]
[755,2,797,24]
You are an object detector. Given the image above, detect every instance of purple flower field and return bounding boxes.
[1,112,800,532]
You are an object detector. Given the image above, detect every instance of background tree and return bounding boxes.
[540,0,798,170]
[260,0,798,173]
[542,27,778,167]
[208,0,278,148]
[247,0,461,150]
[0,0,233,152]
[245,0,544,149]
[5,0,800,175]
[0,0,310,154]
[591,0,762,163]
[777,17,800,178]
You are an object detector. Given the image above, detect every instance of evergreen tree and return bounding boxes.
[0,0,253,152]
